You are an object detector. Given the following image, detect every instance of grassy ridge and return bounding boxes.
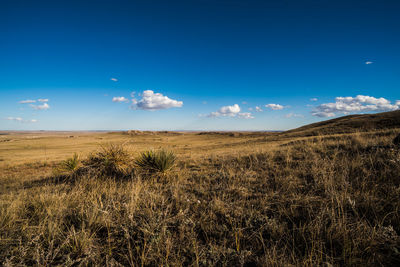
[284,110,400,137]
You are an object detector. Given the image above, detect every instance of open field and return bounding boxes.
[3,0,400,265]
[1,116,400,265]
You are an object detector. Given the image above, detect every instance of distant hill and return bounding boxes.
[283,110,400,137]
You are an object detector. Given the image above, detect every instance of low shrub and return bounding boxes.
[58,153,80,174]
[83,144,132,177]
[135,149,176,173]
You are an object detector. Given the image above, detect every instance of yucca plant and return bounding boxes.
[83,144,132,177]
[58,153,80,174]
[135,149,176,173]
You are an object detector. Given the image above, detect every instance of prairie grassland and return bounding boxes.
[0,130,399,266]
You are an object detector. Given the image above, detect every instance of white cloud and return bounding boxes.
[111,78,118,82]
[19,99,36,104]
[311,95,400,117]
[207,104,254,119]
[238,112,255,119]
[208,104,241,117]
[30,103,50,110]
[265,103,284,110]
[131,90,183,110]
[365,61,374,65]
[20,98,49,105]
[6,117,23,122]
[285,113,304,118]
[310,98,318,101]
[255,106,263,112]
[6,117,37,123]
[112,96,129,103]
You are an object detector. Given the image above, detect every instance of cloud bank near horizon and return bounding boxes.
[312,95,400,117]
[6,117,37,123]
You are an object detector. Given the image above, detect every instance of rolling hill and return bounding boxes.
[283,110,400,137]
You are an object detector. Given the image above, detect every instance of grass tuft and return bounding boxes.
[58,153,80,174]
[83,143,132,177]
[135,149,176,173]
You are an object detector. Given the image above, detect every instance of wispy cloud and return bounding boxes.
[112,96,129,103]
[207,104,254,119]
[19,99,36,104]
[6,117,23,122]
[111,78,118,82]
[365,61,374,65]
[310,98,318,102]
[265,103,284,110]
[19,98,50,109]
[131,90,183,110]
[311,95,400,117]
[237,112,254,119]
[285,113,304,118]
[6,117,37,123]
[255,106,263,112]
[30,103,50,110]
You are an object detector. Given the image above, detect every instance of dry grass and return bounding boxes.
[1,129,400,266]
[83,144,133,178]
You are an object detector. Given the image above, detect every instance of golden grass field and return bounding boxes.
[1,123,400,265]
[0,131,277,165]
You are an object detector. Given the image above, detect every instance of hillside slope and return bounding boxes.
[283,110,400,137]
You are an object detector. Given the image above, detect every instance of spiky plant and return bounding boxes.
[135,149,176,173]
[83,144,132,177]
[59,153,80,173]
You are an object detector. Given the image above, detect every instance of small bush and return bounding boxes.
[83,144,132,177]
[135,149,176,173]
[58,153,80,174]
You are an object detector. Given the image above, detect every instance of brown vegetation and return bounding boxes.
[1,113,400,266]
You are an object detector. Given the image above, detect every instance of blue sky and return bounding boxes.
[1,0,400,131]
